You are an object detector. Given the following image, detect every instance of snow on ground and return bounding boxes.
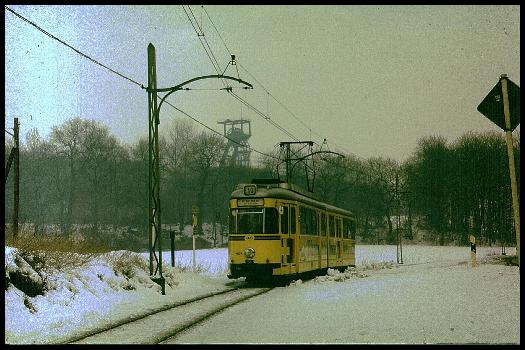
[170,261,519,344]
[4,244,519,344]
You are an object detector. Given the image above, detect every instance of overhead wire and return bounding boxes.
[202,6,319,141]
[5,5,145,89]
[182,5,228,88]
[6,5,278,161]
[161,99,279,160]
[201,5,361,156]
[183,5,301,143]
[6,4,315,161]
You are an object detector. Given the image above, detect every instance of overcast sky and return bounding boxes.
[5,5,520,163]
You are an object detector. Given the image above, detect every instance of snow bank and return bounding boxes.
[5,243,518,344]
[5,247,230,344]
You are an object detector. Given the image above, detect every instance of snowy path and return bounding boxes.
[74,287,272,344]
[169,261,520,344]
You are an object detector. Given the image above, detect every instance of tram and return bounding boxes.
[227,179,356,282]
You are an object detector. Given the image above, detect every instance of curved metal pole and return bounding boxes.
[292,150,345,163]
[154,74,253,92]
[155,74,253,114]
[289,150,345,173]
[284,150,345,192]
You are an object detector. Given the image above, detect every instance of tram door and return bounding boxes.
[279,203,297,275]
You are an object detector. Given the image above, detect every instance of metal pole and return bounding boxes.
[170,231,175,267]
[286,143,292,183]
[501,75,520,271]
[213,215,217,248]
[192,206,198,272]
[470,234,477,267]
[13,117,19,240]
[192,213,196,272]
[148,43,165,294]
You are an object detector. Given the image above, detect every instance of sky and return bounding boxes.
[4,5,520,164]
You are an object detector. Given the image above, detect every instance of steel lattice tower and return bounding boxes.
[218,119,252,167]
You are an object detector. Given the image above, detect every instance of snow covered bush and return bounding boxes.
[5,248,46,297]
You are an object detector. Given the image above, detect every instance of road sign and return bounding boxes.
[477,77,520,131]
[192,213,198,228]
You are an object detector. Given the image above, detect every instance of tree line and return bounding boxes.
[4,116,519,249]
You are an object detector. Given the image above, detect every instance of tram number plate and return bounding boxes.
[238,198,264,206]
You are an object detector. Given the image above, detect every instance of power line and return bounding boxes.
[228,90,300,142]
[182,5,228,88]
[201,5,360,154]
[5,5,281,163]
[182,5,301,143]
[161,98,278,160]
[201,6,321,140]
[5,5,145,89]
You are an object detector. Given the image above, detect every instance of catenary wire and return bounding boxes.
[182,5,302,143]
[5,5,145,89]
[161,99,279,160]
[201,5,361,155]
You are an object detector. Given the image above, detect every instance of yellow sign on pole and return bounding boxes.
[192,213,198,228]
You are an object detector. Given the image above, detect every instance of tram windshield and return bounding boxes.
[230,208,278,234]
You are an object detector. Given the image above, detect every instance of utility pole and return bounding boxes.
[477,74,520,270]
[14,117,19,240]
[500,75,520,270]
[147,43,165,294]
[145,43,252,294]
[395,173,403,264]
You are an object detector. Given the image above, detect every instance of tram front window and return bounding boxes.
[238,209,263,233]
[231,208,278,234]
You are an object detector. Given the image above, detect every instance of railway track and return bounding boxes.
[61,258,478,344]
[65,286,273,344]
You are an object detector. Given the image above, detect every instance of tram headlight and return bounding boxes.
[244,247,256,259]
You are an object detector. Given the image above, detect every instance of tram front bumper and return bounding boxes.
[227,262,280,279]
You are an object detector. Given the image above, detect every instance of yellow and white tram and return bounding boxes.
[227,179,356,282]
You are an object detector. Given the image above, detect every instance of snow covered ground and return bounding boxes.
[5,244,519,344]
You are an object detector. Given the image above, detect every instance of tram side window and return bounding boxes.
[350,220,356,240]
[290,207,296,234]
[321,212,327,236]
[300,207,307,234]
[281,206,289,234]
[300,206,317,235]
[312,209,318,235]
[329,215,335,238]
[343,218,349,238]
[343,218,356,239]
[265,208,279,234]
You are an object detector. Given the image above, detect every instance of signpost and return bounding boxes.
[470,235,477,268]
[477,74,520,271]
[192,205,199,272]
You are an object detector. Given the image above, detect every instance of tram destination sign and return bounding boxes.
[238,198,264,206]
[477,77,520,131]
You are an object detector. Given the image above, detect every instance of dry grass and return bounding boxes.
[107,251,149,278]
[490,254,519,266]
[5,231,114,270]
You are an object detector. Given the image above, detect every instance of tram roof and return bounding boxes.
[230,180,353,217]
